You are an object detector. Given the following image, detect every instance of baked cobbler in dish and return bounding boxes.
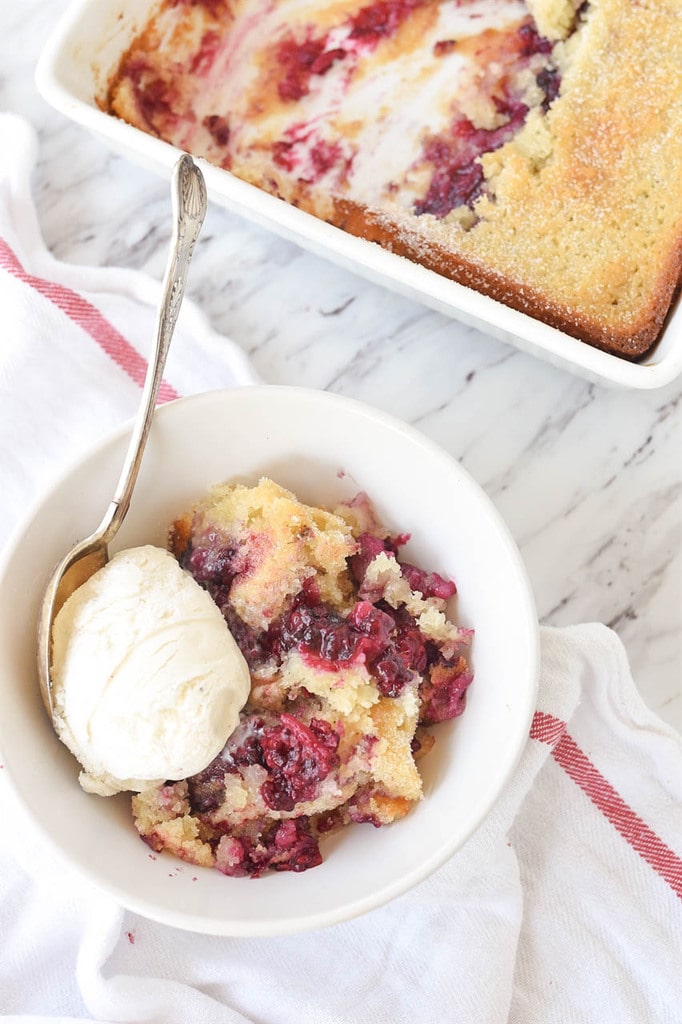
[105,0,682,357]
[133,478,473,876]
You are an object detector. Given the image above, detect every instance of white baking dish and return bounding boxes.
[35,0,682,390]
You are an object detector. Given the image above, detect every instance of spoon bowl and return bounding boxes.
[36,153,207,720]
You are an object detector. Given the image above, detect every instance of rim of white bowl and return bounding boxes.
[0,385,540,935]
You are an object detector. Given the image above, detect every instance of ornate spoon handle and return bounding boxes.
[101,155,207,542]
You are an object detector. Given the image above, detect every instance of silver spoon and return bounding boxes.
[37,154,208,719]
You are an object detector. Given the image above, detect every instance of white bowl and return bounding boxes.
[35,0,682,390]
[0,386,538,936]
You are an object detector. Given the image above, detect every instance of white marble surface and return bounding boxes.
[2,0,681,732]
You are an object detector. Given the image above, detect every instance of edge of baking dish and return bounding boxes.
[34,0,682,391]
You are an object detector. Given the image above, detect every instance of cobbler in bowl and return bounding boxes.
[0,386,537,935]
[135,478,473,876]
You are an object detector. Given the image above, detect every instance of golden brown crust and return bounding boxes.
[168,512,193,560]
[332,197,682,360]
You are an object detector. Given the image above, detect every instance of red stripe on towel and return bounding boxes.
[0,238,179,402]
[529,709,567,746]
[531,710,682,899]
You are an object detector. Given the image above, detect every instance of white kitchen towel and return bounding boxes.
[1,114,681,1024]
[1,626,680,1023]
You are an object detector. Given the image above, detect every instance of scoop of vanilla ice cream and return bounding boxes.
[51,545,250,796]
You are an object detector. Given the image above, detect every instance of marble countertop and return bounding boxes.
[2,0,681,732]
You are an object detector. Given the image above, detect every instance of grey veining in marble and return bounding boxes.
[1,0,680,731]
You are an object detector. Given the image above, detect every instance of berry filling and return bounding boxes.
[414,20,557,218]
[190,30,221,75]
[111,0,568,240]
[187,757,229,813]
[349,531,397,583]
[347,0,423,42]
[194,711,341,815]
[178,538,246,605]
[399,563,456,600]
[259,714,340,810]
[215,817,322,877]
[124,58,180,135]
[419,659,473,724]
[274,0,422,104]
[270,594,427,697]
[133,482,474,878]
[203,113,231,146]
[276,33,345,102]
